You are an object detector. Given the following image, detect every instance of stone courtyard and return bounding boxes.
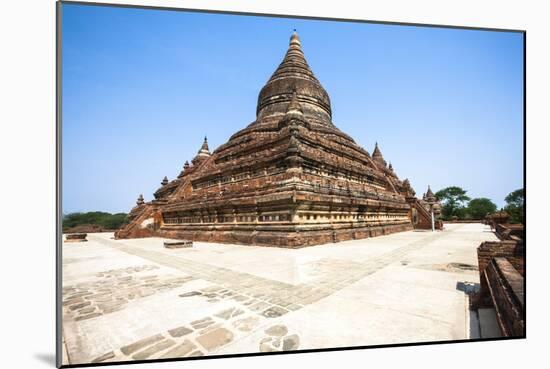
[61,223,501,365]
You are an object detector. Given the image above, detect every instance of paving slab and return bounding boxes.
[62,224,498,364]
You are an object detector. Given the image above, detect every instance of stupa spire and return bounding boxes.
[372,142,387,167]
[256,30,332,125]
[289,29,302,51]
[197,136,210,157]
[192,136,211,166]
[425,185,435,199]
[177,160,191,178]
[373,142,381,155]
[136,194,144,206]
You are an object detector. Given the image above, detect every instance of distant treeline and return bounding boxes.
[434,187,524,224]
[62,211,129,231]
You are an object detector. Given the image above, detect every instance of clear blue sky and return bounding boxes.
[62,3,524,214]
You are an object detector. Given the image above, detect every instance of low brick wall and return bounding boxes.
[65,233,88,242]
[477,240,525,277]
[474,237,525,337]
[495,223,525,241]
[483,257,525,337]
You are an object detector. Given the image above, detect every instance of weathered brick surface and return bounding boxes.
[477,240,524,277]
[474,235,525,337]
[486,211,510,229]
[495,223,525,241]
[483,257,525,337]
[65,233,88,242]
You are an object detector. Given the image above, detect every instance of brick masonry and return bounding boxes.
[474,232,525,337]
[483,257,524,337]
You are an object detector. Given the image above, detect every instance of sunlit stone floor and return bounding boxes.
[61,223,498,365]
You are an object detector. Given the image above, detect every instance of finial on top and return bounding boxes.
[426,185,434,194]
[136,194,144,205]
[197,135,210,156]
[178,161,190,178]
[290,30,301,46]
[425,185,436,200]
[373,142,383,159]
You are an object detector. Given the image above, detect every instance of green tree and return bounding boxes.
[504,188,524,224]
[435,186,471,220]
[62,211,129,231]
[467,198,497,220]
[100,213,130,229]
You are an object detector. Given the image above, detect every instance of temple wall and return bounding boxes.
[157,221,413,248]
[156,195,412,248]
[116,32,428,248]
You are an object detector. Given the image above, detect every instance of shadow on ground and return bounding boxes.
[456,281,480,295]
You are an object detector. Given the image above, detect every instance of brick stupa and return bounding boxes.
[116,31,438,247]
